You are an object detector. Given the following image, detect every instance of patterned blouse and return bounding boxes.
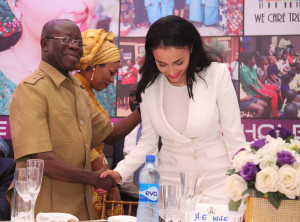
[74,72,110,161]
[74,72,123,219]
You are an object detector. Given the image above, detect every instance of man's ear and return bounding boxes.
[41,38,49,52]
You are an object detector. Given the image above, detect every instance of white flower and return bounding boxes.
[295,162,300,175]
[265,135,285,145]
[259,154,277,169]
[262,136,286,155]
[278,165,300,199]
[263,144,281,157]
[228,134,300,203]
[288,139,300,151]
[248,153,260,165]
[255,167,279,193]
[245,142,253,152]
[285,140,300,159]
[225,174,248,202]
[232,150,250,172]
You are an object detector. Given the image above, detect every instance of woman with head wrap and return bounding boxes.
[75,29,141,218]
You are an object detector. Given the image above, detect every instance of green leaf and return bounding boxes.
[228,199,242,211]
[226,169,235,176]
[250,147,258,152]
[278,192,288,200]
[285,135,295,143]
[268,192,282,209]
[242,188,252,196]
[248,180,256,187]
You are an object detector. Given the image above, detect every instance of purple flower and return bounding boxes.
[277,151,295,167]
[268,127,292,139]
[251,138,266,149]
[240,162,258,181]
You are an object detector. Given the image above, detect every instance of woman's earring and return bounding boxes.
[91,67,95,81]
[190,48,193,54]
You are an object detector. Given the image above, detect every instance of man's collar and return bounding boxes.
[74,72,94,94]
[38,61,81,87]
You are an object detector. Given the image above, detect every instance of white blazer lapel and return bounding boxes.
[182,71,211,139]
[151,75,192,143]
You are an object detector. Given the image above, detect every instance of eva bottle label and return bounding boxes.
[138,183,159,203]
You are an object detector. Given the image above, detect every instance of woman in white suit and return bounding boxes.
[102,15,246,204]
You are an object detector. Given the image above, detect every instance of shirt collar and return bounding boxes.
[243,64,254,72]
[38,61,81,88]
[74,72,94,96]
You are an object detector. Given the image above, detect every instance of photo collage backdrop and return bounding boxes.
[0,0,299,141]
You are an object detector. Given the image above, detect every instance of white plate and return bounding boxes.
[107,215,137,222]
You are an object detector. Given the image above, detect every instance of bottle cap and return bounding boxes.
[146,155,155,162]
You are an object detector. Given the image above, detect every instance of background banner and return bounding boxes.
[0,0,299,142]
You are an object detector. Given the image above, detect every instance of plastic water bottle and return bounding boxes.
[137,155,160,222]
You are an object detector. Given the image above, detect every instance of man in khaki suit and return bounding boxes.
[9,19,133,220]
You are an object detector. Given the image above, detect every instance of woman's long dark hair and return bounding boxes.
[136,15,220,102]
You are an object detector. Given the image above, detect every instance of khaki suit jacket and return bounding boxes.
[9,61,113,220]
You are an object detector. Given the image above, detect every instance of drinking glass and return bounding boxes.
[14,168,30,221]
[26,159,44,221]
[180,172,203,222]
[11,187,27,221]
[159,184,181,222]
[166,185,181,222]
[159,185,167,221]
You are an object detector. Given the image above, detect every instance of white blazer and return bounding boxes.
[115,62,246,204]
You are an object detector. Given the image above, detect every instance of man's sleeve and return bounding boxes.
[9,84,53,160]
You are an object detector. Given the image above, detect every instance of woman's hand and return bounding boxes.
[100,170,122,183]
[91,169,117,191]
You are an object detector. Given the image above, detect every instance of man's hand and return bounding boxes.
[91,169,117,191]
[100,170,122,184]
[92,186,107,196]
[30,152,117,192]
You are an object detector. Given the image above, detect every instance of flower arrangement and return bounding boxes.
[225,127,300,211]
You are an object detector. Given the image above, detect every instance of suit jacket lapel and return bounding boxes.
[154,75,192,143]
[182,72,209,139]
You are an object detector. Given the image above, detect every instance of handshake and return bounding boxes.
[91,167,117,192]
[91,168,121,201]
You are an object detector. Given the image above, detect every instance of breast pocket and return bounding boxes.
[50,108,74,142]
